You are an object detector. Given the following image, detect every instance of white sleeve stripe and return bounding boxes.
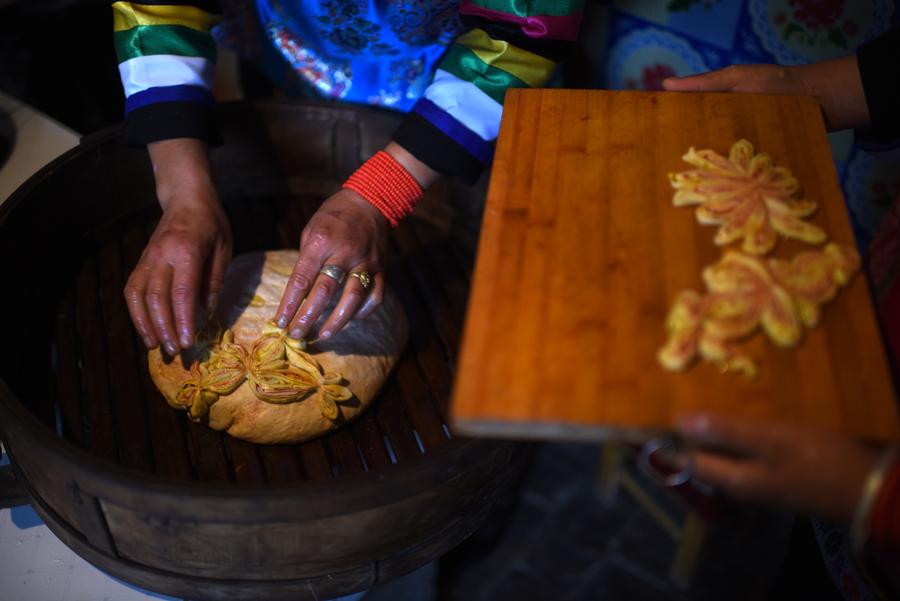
[118,55,214,98]
[423,69,504,142]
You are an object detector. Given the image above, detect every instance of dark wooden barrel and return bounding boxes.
[0,101,524,601]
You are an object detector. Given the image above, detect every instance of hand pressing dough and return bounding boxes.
[148,250,408,444]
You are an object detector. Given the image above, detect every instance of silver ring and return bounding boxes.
[638,434,694,488]
[319,264,346,284]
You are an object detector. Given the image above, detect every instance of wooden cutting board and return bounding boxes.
[450,89,899,443]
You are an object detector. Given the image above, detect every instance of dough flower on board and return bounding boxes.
[669,139,826,255]
[658,243,859,377]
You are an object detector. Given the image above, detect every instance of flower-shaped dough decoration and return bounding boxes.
[669,139,827,255]
[660,138,859,377]
[658,243,859,377]
[175,323,352,421]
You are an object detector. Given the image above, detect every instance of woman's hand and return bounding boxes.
[274,188,389,341]
[124,139,232,355]
[662,56,870,131]
[274,143,439,341]
[679,413,879,523]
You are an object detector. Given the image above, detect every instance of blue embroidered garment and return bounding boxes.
[116,0,582,183]
[255,0,464,110]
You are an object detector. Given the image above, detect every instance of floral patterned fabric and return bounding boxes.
[599,0,900,251]
[244,0,464,109]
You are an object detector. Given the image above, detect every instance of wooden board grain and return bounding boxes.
[451,89,900,443]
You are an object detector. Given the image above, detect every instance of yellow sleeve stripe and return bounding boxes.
[112,2,221,34]
[453,28,557,89]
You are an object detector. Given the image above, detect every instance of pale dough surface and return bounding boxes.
[148,250,408,444]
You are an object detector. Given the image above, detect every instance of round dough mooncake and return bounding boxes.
[148,250,408,444]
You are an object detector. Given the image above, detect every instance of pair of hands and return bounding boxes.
[126,140,440,356]
[126,58,879,521]
[124,138,390,356]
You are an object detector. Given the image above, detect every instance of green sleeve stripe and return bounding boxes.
[466,0,585,18]
[114,24,216,63]
[439,44,529,105]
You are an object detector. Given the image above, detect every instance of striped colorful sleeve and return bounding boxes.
[393,0,584,184]
[112,1,222,145]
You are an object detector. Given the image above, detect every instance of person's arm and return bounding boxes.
[274,1,586,341]
[114,1,231,354]
[113,0,222,144]
[124,139,232,354]
[678,414,900,594]
[662,55,869,132]
[855,27,900,145]
[392,0,585,184]
[662,26,900,137]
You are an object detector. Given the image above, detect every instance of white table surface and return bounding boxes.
[0,91,80,206]
[0,450,179,601]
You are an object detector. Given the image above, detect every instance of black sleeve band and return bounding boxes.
[123,101,222,146]
[857,27,900,144]
[393,112,485,185]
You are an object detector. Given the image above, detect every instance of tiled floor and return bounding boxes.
[437,442,828,601]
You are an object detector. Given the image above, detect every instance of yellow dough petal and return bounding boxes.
[658,291,705,371]
[698,332,757,378]
[318,392,340,421]
[770,196,816,217]
[794,298,821,327]
[728,139,754,171]
[760,285,802,347]
[673,188,709,207]
[202,366,247,396]
[323,383,353,402]
[249,368,316,404]
[768,203,827,245]
[742,206,777,255]
[825,243,861,284]
[683,147,739,173]
[285,344,324,376]
[748,152,773,177]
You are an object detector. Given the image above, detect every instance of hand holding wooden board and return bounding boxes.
[450,89,899,443]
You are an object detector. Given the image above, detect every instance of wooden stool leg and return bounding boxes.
[595,442,625,506]
[670,511,706,588]
[595,443,711,589]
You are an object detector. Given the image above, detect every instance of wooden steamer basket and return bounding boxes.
[0,101,525,600]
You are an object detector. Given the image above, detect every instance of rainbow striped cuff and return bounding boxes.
[113,1,221,144]
[394,19,569,182]
[412,98,494,165]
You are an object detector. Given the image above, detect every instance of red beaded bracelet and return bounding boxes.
[343,150,423,227]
